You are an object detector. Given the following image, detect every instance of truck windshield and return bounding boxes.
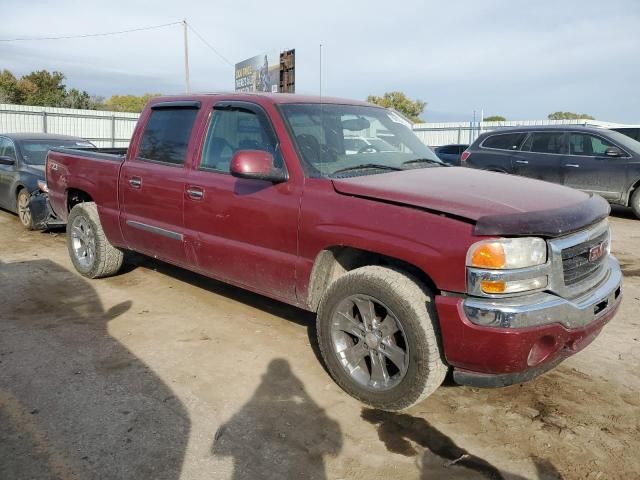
[279,103,444,177]
[19,139,95,165]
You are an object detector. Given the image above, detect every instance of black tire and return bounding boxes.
[316,266,447,411]
[67,202,124,279]
[630,188,640,219]
[16,189,34,230]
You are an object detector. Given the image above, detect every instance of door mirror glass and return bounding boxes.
[230,150,287,183]
[0,155,16,166]
[605,147,624,158]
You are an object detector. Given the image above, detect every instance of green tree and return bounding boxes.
[547,111,595,120]
[484,115,506,122]
[20,70,68,106]
[366,91,426,123]
[0,70,22,103]
[0,69,100,109]
[104,93,160,113]
[63,89,104,110]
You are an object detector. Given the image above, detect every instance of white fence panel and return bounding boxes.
[0,104,140,148]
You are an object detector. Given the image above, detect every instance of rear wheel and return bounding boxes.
[67,202,124,278]
[16,189,33,229]
[317,266,447,411]
[630,188,640,219]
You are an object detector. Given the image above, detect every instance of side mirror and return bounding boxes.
[230,150,287,183]
[605,147,624,158]
[0,155,15,166]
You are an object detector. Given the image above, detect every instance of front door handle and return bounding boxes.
[566,164,580,168]
[129,177,142,188]
[515,160,529,164]
[186,186,204,200]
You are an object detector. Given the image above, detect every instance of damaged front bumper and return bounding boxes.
[435,255,622,387]
[29,191,65,230]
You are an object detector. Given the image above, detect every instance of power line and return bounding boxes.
[186,23,234,67]
[0,21,182,42]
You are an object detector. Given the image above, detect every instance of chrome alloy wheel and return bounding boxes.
[70,215,96,269]
[330,294,409,391]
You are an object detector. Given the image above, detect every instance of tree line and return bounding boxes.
[0,69,158,113]
[0,69,596,121]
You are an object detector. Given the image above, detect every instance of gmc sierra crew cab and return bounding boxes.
[45,94,622,411]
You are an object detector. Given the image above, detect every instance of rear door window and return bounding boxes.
[482,133,527,151]
[528,132,568,154]
[138,108,199,166]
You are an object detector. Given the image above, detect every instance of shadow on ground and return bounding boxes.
[0,259,189,480]
[362,409,562,480]
[212,358,342,480]
[123,253,323,361]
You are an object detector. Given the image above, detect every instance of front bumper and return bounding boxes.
[28,191,65,230]
[435,255,622,385]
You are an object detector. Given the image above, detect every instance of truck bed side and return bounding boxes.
[47,148,126,245]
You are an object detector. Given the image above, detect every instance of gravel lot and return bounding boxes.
[1,207,638,480]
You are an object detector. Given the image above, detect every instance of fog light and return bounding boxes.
[480,276,547,294]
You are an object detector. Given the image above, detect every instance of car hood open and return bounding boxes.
[331,167,610,237]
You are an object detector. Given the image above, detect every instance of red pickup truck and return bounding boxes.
[46,94,622,410]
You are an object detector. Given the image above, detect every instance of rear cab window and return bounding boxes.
[137,107,199,166]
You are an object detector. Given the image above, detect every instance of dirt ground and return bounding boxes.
[0,206,638,480]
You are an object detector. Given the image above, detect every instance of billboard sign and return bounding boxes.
[235,54,280,93]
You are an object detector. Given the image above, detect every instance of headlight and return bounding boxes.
[37,180,49,193]
[467,237,547,270]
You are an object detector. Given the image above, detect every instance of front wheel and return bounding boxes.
[67,202,124,278]
[16,189,33,229]
[317,266,447,411]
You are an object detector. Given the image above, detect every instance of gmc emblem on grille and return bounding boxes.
[588,241,608,262]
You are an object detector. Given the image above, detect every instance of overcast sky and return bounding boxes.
[2,0,639,123]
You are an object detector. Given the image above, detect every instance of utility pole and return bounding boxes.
[183,19,191,93]
[319,43,323,100]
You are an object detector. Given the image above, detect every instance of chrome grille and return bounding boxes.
[561,231,608,286]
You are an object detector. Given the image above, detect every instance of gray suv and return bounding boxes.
[462,126,640,218]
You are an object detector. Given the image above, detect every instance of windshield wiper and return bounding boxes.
[402,158,449,167]
[331,164,403,176]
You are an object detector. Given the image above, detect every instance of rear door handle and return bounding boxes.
[515,160,529,164]
[566,164,580,168]
[186,186,204,200]
[129,177,142,188]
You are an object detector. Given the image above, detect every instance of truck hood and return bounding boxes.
[331,167,610,237]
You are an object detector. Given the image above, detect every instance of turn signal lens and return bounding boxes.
[480,280,506,293]
[471,243,506,269]
[480,276,548,295]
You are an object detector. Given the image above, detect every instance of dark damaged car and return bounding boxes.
[0,133,95,229]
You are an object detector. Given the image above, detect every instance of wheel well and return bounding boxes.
[307,246,438,312]
[627,179,640,206]
[67,188,93,212]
